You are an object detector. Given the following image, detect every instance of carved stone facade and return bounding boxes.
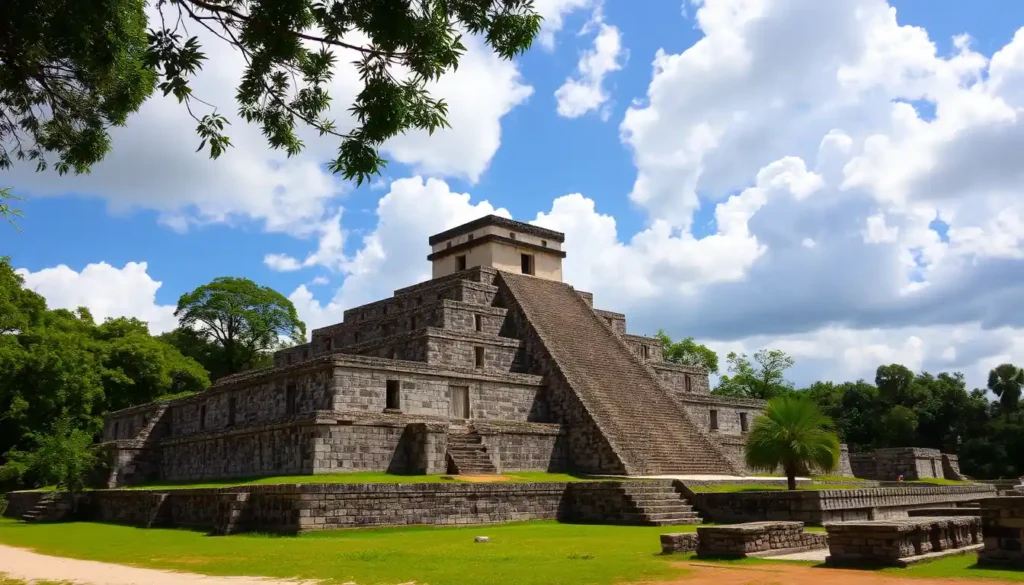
[98,216,837,485]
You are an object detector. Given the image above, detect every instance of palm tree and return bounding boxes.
[988,364,1024,421]
[745,395,841,490]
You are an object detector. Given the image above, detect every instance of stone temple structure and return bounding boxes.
[102,216,780,486]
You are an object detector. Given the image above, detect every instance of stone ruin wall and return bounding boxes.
[850,447,963,481]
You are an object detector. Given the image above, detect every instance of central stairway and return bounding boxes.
[499,272,741,475]
[446,426,498,475]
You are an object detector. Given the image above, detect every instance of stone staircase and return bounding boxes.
[446,427,498,475]
[21,493,73,523]
[500,272,742,476]
[621,482,702,526]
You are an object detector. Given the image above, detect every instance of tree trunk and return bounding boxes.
[786,465,797,491]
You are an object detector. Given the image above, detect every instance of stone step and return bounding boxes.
[635,503,695,514]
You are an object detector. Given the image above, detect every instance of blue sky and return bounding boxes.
[7,0,1024,388]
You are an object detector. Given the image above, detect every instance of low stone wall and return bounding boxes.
[3,491,47,518]
[474,421,567,473]
[978,496,1024,568]
[688,485,996,525]
[826,516,983,567]
[908,507,981,517]
[850,448,961,481]
[660,532,699,554]
[696,521,826,558]
[5,480,692,534]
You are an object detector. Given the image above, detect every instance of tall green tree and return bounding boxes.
[0,258,208,489]
[988,364,1024,420]
[744,395,841,490]
[714,349,795,400]
[2,0,541,184]
[654,330,719,373]
[174,277,305,376]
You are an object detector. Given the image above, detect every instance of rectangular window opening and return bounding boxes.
[641,345,650,360]
[684,375,692,393]
[386,379,401,410]
[113,422,119,438]
[474,314,482,332]
[285,384,297,415]
[520,253,534,275]
[353,331,361,343]
[474,346,485,368]
[456,255,467,271]
[541,239,547,247]
[740,412,749,432]
[227,396,237,427]
[410,315,417,330]
[199,405,207,431]
[709,409,719,431]
[468,233,474,241]
[325,338,332,351]
[446,241,452,249]
[509,232,517,240]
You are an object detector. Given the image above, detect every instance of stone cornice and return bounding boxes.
[677,394,768,408]
[426,234,567,262]
[428,215,565,245]
[651,361,709,376]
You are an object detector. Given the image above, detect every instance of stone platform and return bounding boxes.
[695,521,827,559]
[4,480,703,534]
[685,484,996,525]
[978,496,1024,568]
[825,516,983,567]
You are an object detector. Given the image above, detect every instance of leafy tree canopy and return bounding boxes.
[0,257,209,489]
[713,349,795,400]
[1,0,541,184]
[174,276,305,376]
[989,363,1024,420]
[654,329,719,373]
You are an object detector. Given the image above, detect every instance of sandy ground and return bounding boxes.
[0,544,319,585]
[649,561,1008,585]
[0,543,1001,585]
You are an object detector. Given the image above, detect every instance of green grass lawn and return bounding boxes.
[18,472,594,493]
[0,518,687,585]
[4,518,1024,584]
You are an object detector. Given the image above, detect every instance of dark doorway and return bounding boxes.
[520,253,534,275]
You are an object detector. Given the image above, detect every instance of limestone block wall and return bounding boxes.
[686,484,996,525]
[623,334,663,363]
[679,395,766,436]
[979,496,1024,568]
[850,447,951,481]
[593,309,626,335]
[274,343,314,367]
[103,402,171,442]
[943,453,966,480]
[329,365,546,421]
[160,420,319,481]
[475,421,567,472]
[311,422,447,474]
[170,367,333,438]
[652,362,711,396]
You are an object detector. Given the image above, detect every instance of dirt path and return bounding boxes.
[649,561,1001,585]
[0,544,319,585]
